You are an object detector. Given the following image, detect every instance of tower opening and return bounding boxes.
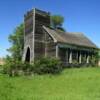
[25,47,30,62]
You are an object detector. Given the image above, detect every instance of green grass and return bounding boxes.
[0,67,100,100]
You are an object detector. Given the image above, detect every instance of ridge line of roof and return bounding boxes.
[43,26,57,42]
[43,26,98,49]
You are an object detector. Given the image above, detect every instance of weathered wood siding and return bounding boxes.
[23,9,56,62]
[34,9,56,59]
[44,30,56,57]
[23,10,34,62]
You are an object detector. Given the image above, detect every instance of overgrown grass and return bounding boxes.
[0,67,100,100]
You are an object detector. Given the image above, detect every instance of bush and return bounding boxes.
[3,57,62,76]
[3,57,31,76]
[32,57,62,74]
[0,65,4,73]
[3,60,21,76]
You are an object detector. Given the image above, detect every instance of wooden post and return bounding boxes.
[44,31,47,57]
[66,50,68,63]
[69,50,72,63]
[32,8,35,63]
[45,42,47,57]
[86,54,89,63]
[79,51,81,63]
[56,45,59,58]
[76,51,78,63]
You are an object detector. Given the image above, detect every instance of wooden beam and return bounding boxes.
[56,45,59,58]
[79,51,82,63]
[86,54,89,63]
[69,50,72,63]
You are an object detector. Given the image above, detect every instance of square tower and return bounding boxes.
[22,8,51,62]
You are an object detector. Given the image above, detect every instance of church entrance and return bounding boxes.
[25,47,30,62]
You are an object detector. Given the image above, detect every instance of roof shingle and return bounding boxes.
[43,26,97,48]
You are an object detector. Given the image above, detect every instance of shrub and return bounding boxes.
[0,65,4,73]
[3,57,31,76]
[3,59,21,76]
[3,57,62,76]
[32,57,62,74]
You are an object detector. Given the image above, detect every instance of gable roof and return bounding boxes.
[43,26,97,49]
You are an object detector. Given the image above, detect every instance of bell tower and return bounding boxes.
[22,8,50,62]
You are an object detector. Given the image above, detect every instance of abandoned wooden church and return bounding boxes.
[22,8,98,65]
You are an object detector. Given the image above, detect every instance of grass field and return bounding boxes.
[0,67,100,100]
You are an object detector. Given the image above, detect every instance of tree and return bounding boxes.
[7,24,24,60]
[51,15,65,31]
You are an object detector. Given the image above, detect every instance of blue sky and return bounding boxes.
[0,0,100,57]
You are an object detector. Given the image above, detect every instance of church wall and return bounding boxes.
[22,10,35,62]
[43,30,56,57]
[34,9,55,60]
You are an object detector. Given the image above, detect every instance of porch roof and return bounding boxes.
[43,26,97,49]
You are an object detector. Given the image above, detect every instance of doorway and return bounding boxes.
[25,47,30,62]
